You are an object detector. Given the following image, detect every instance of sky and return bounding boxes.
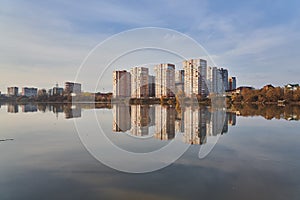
[1,0,300,92]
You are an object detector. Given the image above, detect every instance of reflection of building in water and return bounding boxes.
[154,105,175,140]
[64,105,81,119]
[148,105,156,127]
[206,108,226,136]
[21,104,37,112]
[7,104,18,113]
[175,108,184,133]
[112,104,131,132]
[130,105,149,136]
[227,112,236,126]
[183,106,207,145]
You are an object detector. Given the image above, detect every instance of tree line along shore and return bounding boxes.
[1,84,300,106]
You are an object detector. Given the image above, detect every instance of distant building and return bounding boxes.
[112,70,131,98]
[65,82,81,94]
[285,84,299,91]
[148,75,156,97]
[130,67,149,98]
[234,86,255,94]
[228,77,237,91]
[175,70,184,94]
[22,87,38,97]
[154,63,175,98]
[7,87,18,96]
[183,59,208,97]
[52,84,64,96]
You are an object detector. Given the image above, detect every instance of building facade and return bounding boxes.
[154,63,175,98]
[7,87,18,96]
[64,82,81,94]
[183,59,208,97]
[220,68,229,91]
[130,67,149,98]
[112,104,131,132]
[22,87,38,97]
[112,70,131,98]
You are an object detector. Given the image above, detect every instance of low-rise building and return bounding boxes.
[285,84,299,91]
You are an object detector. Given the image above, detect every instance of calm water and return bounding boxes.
[0,103,300,200]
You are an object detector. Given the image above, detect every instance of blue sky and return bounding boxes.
[1,0,300,92]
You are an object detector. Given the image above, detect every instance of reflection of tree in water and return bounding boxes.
[230,104,300,121]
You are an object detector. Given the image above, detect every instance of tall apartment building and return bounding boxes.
[183,59,208,97]
[112,70,131,98]
[228,77,237,91]
[22,87,38,97]
[175,70,184,94]
[148,75,156,97]
[130,67,149,98]
[220,68,229,91]
[207,67,225,94]
[154,63,175,98]
[65,82,81,94]
[7,87,18,96]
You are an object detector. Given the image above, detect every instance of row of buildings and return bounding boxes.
[6,82,81,97]
[113,58,237,99]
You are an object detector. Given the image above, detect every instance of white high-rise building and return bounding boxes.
[183,59,208,97]
[130,67,149,98]
[113,70,131,98]
[154,63,175,98]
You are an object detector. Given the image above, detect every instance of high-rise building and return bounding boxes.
[148,75,156,97]
[130,67,149,98]
[22,87,38,97]
[208,67,225,94]
[7,87,18,96]
[175,70,184,94]
[183,59,208,97]
[154,63,175,98]
[112,70,131,98]
[64,82,81,94]
[220,68,229,91]
[228,77,237,91]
